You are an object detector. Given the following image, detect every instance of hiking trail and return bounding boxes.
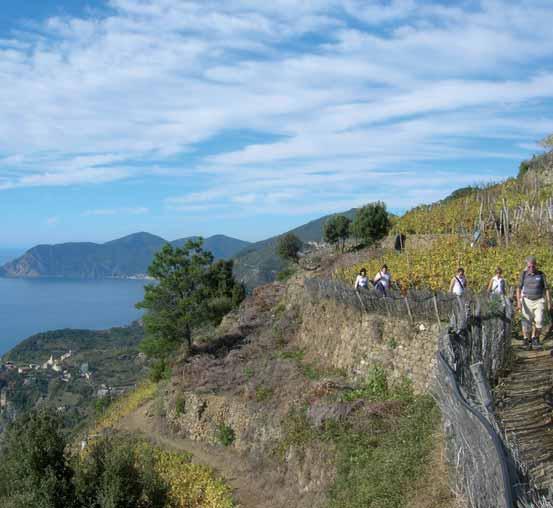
[497,337,553,494]
[117,400,275,508]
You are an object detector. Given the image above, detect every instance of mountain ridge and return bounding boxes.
[0,233,251,279]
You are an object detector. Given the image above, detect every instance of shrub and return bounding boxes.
[175,397,186,416]
[150,359,172,383]
[276,233,302,263]
[351,202,390,246]
[216,424,236,447]
[276,265,297,282]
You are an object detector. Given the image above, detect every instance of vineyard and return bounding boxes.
[88,382,235,508]
[395,172,553,245]
[338,235,553,292]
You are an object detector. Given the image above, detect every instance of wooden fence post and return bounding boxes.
[432,294,441,326]
[404,296,413,324]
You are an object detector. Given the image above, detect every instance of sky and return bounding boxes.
[1,0,553,248]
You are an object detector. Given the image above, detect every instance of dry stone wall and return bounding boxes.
[293,293,440,393]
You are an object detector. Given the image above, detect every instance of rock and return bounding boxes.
[307,400,363,428]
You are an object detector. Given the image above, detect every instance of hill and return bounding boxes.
[0,233,250,279]
[0,322,147,432]
[233,209,357,288]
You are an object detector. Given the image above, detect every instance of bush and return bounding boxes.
[276,265,296,282]
[276,233,302,263]
[351,202,390,246]
[150,359,172,383]
[0,409,76,508]
[216,424,235,447]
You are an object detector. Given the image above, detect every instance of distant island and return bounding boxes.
[0,233,250,279]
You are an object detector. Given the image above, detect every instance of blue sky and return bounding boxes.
[1,0,553,248]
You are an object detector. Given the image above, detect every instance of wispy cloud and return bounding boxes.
[1,0,552,217]
[82,207,149,216]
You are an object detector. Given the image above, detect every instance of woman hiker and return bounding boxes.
[373,264,391,296]
[354,268,369,290]
[487,267,506,296]
[449,267,467,297]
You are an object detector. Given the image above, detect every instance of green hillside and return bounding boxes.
[233,209,357,288]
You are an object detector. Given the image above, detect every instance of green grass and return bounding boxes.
[328,396,439,508]
[277,367,439,508]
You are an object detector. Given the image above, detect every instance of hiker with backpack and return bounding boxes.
[487,267,506,296]
[516,256,551,351]
[373,264,391,296]
[449,267,467,297]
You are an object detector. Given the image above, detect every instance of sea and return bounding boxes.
[0,277,148,355]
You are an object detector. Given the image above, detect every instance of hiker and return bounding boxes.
[354,268,369,290]
[449,267,467,297]
[373,264,391,296]
[487,267,506,296]
[516,256,551,351]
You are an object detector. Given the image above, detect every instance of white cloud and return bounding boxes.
[45,216,59,226]
[0,0,552,218]
[82,207,149,216]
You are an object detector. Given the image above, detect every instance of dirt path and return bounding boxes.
[497,338,553,494]
[117,401,274,508]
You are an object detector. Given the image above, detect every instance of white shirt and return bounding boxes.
[490,275,505,295]
[375,271,391,288]
[452,275,466,296]
[355,275,369,289]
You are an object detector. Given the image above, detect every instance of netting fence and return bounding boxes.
[303,276,553,508]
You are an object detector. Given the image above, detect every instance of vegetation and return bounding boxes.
[215,423,236,447]
[137,239,245,360]
[323,215,351,251]
[0,323,148,433]
[351,202,391,246]
[278,368,438,508]
[339,235,553,291]
[276,233,302,263]
[0,410,234,508]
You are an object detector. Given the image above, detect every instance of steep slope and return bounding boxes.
[233,209,357,288]
[0,233,250,279]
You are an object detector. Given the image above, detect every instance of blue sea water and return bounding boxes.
[0,278,148,355]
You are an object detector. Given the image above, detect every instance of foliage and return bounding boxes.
[175,397,186,416]
[149,359,172,383]
[338,235,553,292]
[539,133,553,150]
[0,409,76,508]
[276,265,297,282]
[327,396,439,508]
[94,382,157,435]
[150,444,234,508]
[395,177,553,236]
[351,202,390,246]
[277,370,437,508]
[276,233,302,263]
[341,366,413,404]
[215,424,235,447]
[137,240,245,359]
[74,436,168,508]
[323,215,352,252]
